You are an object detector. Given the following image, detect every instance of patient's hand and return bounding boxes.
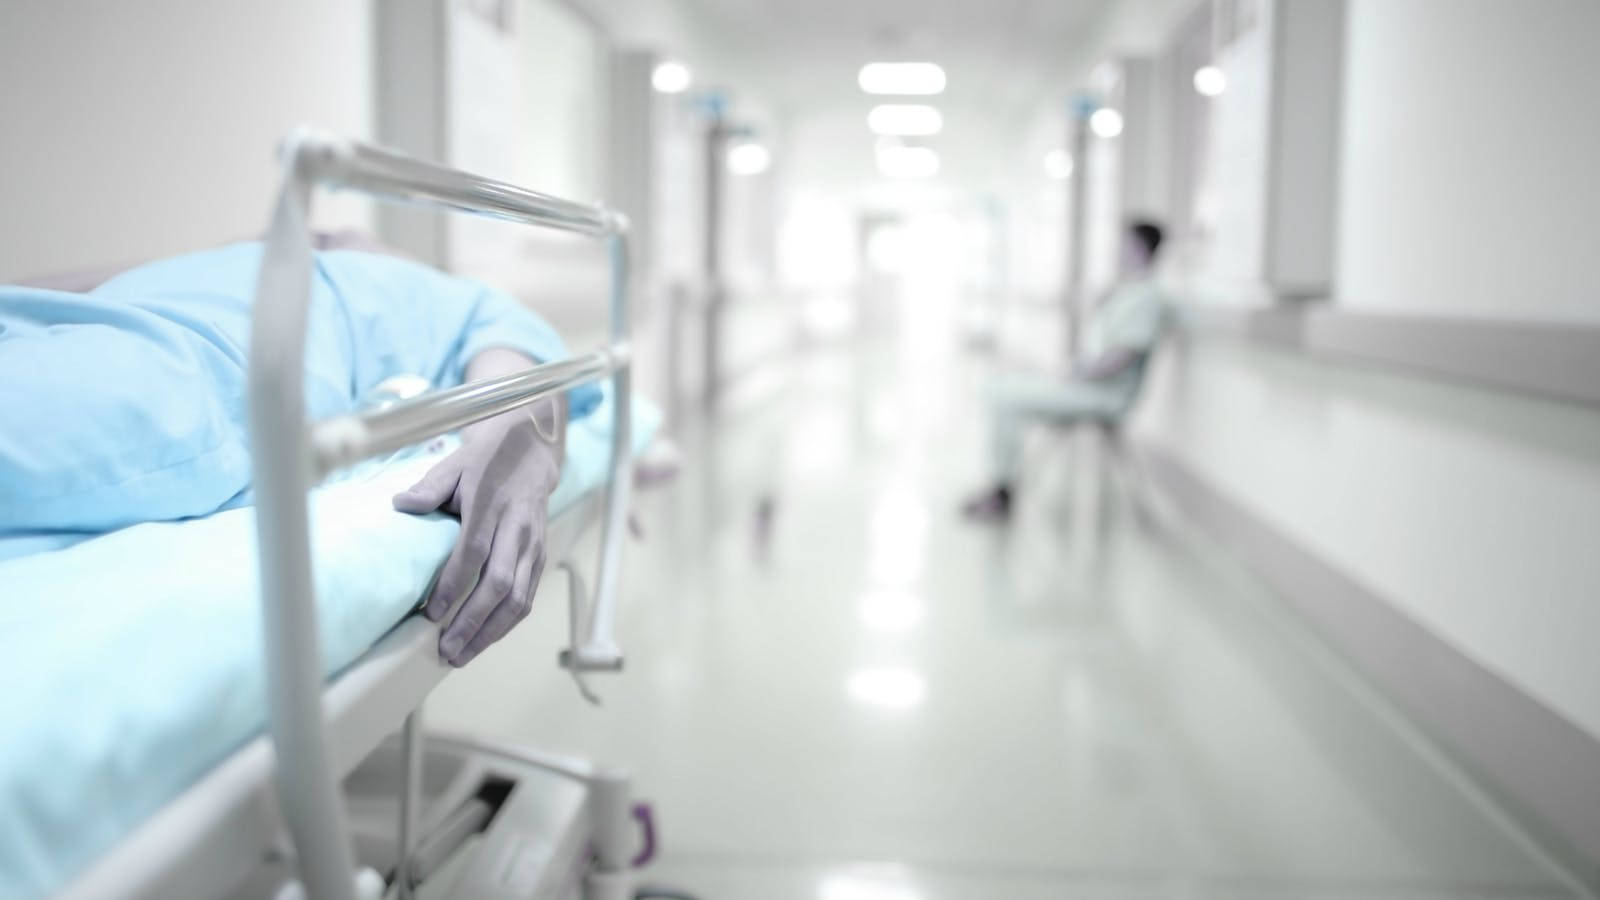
[393,394,566,667]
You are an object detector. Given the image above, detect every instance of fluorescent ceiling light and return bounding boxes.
[727,141,771,175]
[867,104,943,137]
[1043,148,1074,180]
[858,62,946,96]
[652,60,691,94]
[1193,65,1227,97]
[876,144,940,179]
[1089,107,1124,138]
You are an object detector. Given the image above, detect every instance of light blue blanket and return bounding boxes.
[0,242,601,547]
[0,392,657,897]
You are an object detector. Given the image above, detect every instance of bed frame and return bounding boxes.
[60,129,639,900]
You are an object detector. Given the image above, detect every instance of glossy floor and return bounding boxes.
[428,324,1581,899]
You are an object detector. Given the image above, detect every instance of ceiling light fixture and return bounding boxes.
[867,104,943,137]
[1193,64,1227,97]
[858,62,947,96]
[1043,148,1074,180]
[1089,107,1124,139]
[727,141,772,175]
[651,60,691,94]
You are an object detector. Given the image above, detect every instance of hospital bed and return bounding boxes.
[2,129,652,899]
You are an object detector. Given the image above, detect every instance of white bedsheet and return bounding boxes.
[0,394,657,897]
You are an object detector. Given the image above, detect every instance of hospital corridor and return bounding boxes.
[432,306,1586,897]
[2,1,1599,899]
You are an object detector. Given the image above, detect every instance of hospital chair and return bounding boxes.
[1027,353,1157,522]
[1098,355,1152,476]
[3,129,659,900]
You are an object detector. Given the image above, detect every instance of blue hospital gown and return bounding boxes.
[0,242,599,556]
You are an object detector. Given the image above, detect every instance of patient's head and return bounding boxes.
[1122,219,1165,275]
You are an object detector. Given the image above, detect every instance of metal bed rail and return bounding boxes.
[249,128,634,900]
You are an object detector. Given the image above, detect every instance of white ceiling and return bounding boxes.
[680,0,1115,120]
[663,0,1114,195]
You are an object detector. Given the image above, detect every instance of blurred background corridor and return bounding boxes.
[3,1,1599,898]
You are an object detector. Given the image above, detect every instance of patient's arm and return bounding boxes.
[1074,346,1142,381]
[392,347,568,667]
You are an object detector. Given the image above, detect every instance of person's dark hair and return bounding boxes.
[1128,219,1165,261]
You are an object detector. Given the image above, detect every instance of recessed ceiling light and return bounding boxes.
[1043,148,1074,179]
[1193,65,1227,97]
[651,60,691,94]
[1089,107,1124,139]
[858,62,947,96]
[867,104,943,137]
[727,141,771,175]
[876,144,940,179]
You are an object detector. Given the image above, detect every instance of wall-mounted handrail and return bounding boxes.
[1173,298,1600,410]
[249,128,633,900]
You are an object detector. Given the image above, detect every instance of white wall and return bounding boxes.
[1337,0,1600,323]
[1004,104,1072,301]
[1133,342,1600,743]
[1200,3,1272,290]
[1171,0,1341,299]
[0,0,374,282]
[573,0,743,88]
[447,7,527,278]
[519,0,606,201]
[1128,0,1600,760]
[1266,0,1342,294]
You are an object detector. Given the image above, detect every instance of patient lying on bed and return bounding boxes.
[0,241,600,667]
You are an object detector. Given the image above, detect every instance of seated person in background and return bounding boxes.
[0,240,600,667]
[963,219,1168,521]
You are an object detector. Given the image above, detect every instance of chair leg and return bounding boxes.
[1097,422,1124,482]
[1100,422,1160,529]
